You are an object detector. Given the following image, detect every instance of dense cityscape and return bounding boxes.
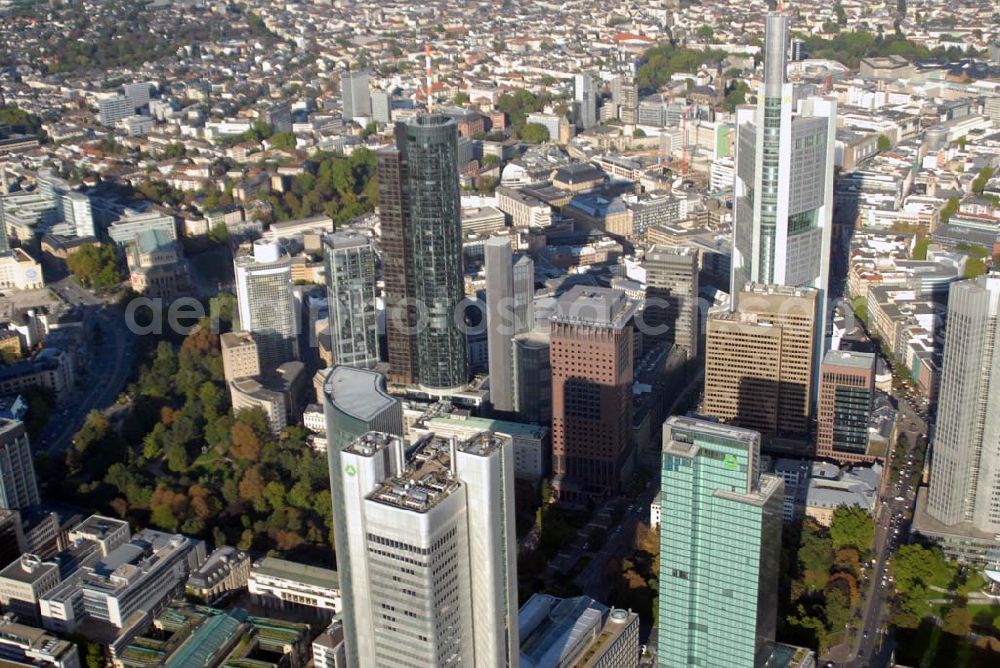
[0,0,998,666]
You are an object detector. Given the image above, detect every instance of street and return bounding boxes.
[36,278,136,455]
[830,394,926,668]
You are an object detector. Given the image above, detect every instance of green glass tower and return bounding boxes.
[657,416,784,668]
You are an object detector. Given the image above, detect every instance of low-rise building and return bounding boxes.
[518,593,639,668]
[247,557,340,620]
[0,614,80,668]
[185,546,250,605]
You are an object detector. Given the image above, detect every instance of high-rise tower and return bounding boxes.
[233,240,298,372]
[657,416,783,668]
[485,236,534,415]
[323,231,378,370]
[379,116,468,391]
[731,12,835,371]
[0,419,40,511]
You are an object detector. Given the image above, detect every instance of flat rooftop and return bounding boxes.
[551,285,633,328]
[822,349,876,370]
[251,557,339,590]
[324,366,397,423]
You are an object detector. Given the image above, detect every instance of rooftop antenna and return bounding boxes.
[424,42,434,111]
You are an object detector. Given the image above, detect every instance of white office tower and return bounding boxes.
[574,73,597,131]
[323,232,378,369]
[485,236,534,414]
[340,68,372,121]
[61,192,95,238]
[336,431,519,667]
[234,240,299,372]
[731,12,835,361]
[0,419,40,511]
[926,276,1000,538]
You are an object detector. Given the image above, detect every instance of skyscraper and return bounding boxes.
[925,276,1000,535]
[703,284,818,438]
[234,240,299,372]
[657,416,783,668]
[816,350,877,464]
[730,12,835,367]
[643,245,700,360]
[485,236,534,414]
[379,116,468,391]
[574,73,597,131]
[323,232,378,370]
[0,419,40,511]
[550,286,635,501]
[340,68,372,121]
[334,430,518,666]
[512,331,551,425]
[611,76,638,125]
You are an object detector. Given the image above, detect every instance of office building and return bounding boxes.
[0,554,61,626]
[123,82,151,109]
[519,593,639,668]
[657,416,784,668]
[816,350,877,464]
[97,96,132,127]
[233,240,298,372]
[378,116,468,390]
[334,430,518,666]
[60,192,94,239]
[916,276,1000,560]
[513,331,551,425]
[643,245,700,359]
[0,614,80,668]
[0,419,39,511]
[703,284,819,438]
[611,76,638,125]
[730,12,835,369]
[220,331,261,382]
[551,286,635,501]
[371,89,391,124]
[67,515,130,558]
[485,236,534,414]
[323,232,378,370]
[574,73,597,131]
[247,557,340,620]
[340,68,372,121]
[39,529,206,635]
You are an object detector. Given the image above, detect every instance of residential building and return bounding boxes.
[323,232,378,370]
[334,430,518,666]
[551,286,635,502]
[730,12,835,372]
[485,236,534,415]
[97,96,132,127]
[247,557,340,620]
[234,240,298,372]
[518,593,639,668]
[703,284,819,439]
[378,115,467,390]
[643,245,699,360]
[0,419,39,511]
[816,351,878,464]
[657,416,784,668]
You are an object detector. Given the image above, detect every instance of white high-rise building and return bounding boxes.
[323,232,378,370]
[61,192,95,238]
[234,240,299,372]
[922,275,1000,554]
[485,236,534,414]
[340,68,372,121]
[730,12,835,372]
[334,431,518,667]
[574,73,597,131]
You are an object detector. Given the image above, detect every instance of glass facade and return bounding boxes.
[657,419,782,668]
[403,116,469,390]
[323,233,378,370]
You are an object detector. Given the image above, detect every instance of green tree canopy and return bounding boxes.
[830,505,874,553]
[520,123,550,144]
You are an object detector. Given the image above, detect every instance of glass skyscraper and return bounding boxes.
[657,416,783,668]
[233,240,298,372]
[379,115,468,391]
[323,231,378,370]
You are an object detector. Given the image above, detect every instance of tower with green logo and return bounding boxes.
[657,416,784,668]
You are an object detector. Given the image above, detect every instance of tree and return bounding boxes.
[940,197,959,224]
[519,122,549,145]
[892,544,954,593]
[830,505,874,553]
[964,256,988,278]
[798,522,834,589]
[66,244,121,292]
[877,134,892,151]
[231,421,261,461]
[269,132,296,151]
[696,25,714,41]
[942,606,973,637]
[633,128,646,138]
[973,166,996,195]
[453,92,470,105]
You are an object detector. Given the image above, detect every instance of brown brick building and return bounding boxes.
[550,286,635,502]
